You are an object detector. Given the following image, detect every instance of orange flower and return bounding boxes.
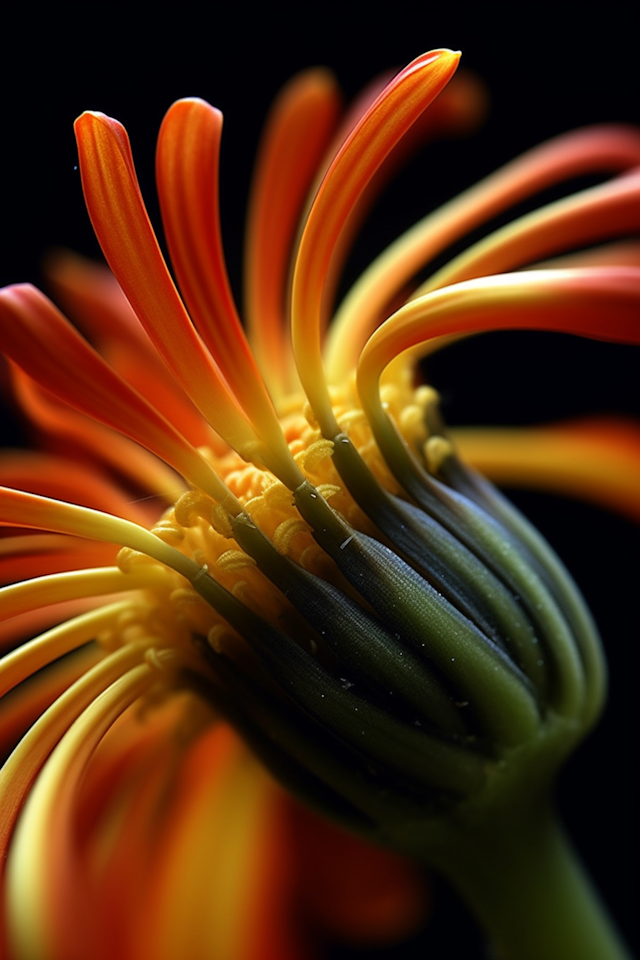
[1,50,639,959]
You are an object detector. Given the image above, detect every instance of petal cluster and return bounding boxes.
[1,50,639,960]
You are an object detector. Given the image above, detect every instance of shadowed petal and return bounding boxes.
[453,418,640,522]
[244,69,341,398]
[0,286,235,505]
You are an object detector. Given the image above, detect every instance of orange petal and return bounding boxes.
[0,449,152,522]
[74,111,259,459]
[136,723,301,960]
[8,365,185,502]
[0,566,170,623]
[0,486,202,582]
[0,599,107,652]
[289,797,428,945]
[156,99,279,431]
[75,698,205,960]
[452,418,640,523]
[302,68,487,362]
[0,645,146,877]
[291,49,460,436]
[358,266,640,433]
[327,125,640,382]
[425,167,640,291]
[0,644,102,759]
[5,660,155,960]
[0,285,232,504]
[45,250,213,450]
[0,604,125,700]
[0,534,117,586]
[244,70,341,398]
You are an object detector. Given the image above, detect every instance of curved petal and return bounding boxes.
[452,418,640,523]
[8,366,186,501]
[422,167,640,291]
[0,603,125,699]
[5,661,156,960]
[291,49,460,437]
[76,112,304,487]
[0,486,203,583]
[0,644,101,760]
[327,125,640,381]
[135,723,301,960]
[300,69,488,365]
[0,566,170,623]
[44,251,213,450]
[357,267,640,444]
[0,645,148,884]
[288,797,428,944]
[156,97,284,446]
[72,696,210,960]
[0,286,236,506]
[244,69,341,398]
[74,111,259,460]
[0,449,152,523]
[0,534,118,586]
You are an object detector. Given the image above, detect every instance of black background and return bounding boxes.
[1,5,638,958]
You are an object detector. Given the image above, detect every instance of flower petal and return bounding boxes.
[357,267,640,442]
[0,534,117,589]
[156,97,285,442]
[136,723,300,960]
[0,566,170,624]
[0,285,234,505]
[327,125,640,381]
[0,603,125,698]
[8,365,185,501]
[244,69,341,398]
[291,49,460,436]
[44,251,213,450]
[0,449,151,522]
[74,111,260,459]
[5,660,156,960]
[0,486,202,582]
[423,167,640,291]
[452,418,640,523]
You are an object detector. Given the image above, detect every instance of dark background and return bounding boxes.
[2,5,638,958]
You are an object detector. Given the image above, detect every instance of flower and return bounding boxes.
[1,48,639,960]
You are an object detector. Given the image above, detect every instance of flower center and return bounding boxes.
[111,376,437,666]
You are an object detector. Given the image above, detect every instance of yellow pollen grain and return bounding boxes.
[336,407,368,433]
[169,586,201,609]
[216,550,257,573]
[151,517,185,545]
[424,435,455,475]
[209,503,234,539]
[272,517,310,555]
[174,490,216,528]
[116,546,160,573]
[294,437,334,473]
[207,622,239,655]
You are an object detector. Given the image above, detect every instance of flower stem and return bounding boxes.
[425,805,631,960]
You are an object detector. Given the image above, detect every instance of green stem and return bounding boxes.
[425,807,631,960]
